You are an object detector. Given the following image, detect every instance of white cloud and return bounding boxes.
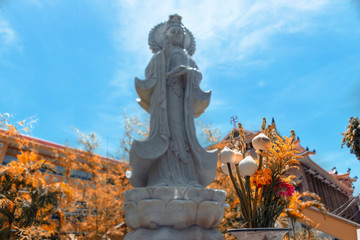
[0,18,20,67]
[99,0,334,99]
[0,19,16,46]
[257,80,266,88]
[27,0,43,8]
[100,0,336,118]
[109,69,135,98]
[26,0,60,9]
[207,98,228,111]
[316,151,345,166]
[111,0,330,67]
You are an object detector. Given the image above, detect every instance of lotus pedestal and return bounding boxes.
[123,187,228,240]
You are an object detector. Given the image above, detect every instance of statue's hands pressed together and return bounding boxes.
[165,65,188,78]
[165,65,201,79]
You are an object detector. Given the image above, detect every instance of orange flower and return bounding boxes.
[252,168,272,187]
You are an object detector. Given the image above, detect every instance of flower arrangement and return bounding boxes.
[219,118,300,228]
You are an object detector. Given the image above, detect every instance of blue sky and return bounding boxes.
[1,1,359,193]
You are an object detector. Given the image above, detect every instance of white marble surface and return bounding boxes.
[124,14,225,240]
[123,187,228,230]
[129,14,218,188]
[124,226,224,240]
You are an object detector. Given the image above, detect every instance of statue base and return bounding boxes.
[123,187,228,240]
[125,226,223,240]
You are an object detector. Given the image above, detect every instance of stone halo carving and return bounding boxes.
[148,22,196,56]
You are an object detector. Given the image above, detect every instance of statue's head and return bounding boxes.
[149,14,196,56]
[165,14,186,48]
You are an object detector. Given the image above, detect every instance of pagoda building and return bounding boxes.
[207,119,360,225]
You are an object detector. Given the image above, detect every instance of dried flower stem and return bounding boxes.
[227,163,249,220]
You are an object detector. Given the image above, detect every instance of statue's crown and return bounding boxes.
[167,14,183,28]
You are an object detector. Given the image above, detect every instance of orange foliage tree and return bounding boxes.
[0,117,72,239]
[0,115,131,239]
[341,116,360,161]
[58,130,131,240]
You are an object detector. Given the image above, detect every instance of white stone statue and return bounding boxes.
[124,15,226,240]
[129,14,218,188]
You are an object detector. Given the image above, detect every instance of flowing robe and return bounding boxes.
[129,49,218,188]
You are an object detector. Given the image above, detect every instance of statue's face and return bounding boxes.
[167,26,184,46]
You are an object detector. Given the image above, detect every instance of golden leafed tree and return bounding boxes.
[63,130,131,240]
[342,116,360,161]
[0,118,72,240]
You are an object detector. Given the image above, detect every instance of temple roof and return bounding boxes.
[328,170,357,188]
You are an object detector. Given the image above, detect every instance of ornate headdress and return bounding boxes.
[148,14,196,56]
[166,14,184,29]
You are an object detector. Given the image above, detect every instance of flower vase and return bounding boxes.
[228,228,290,240]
